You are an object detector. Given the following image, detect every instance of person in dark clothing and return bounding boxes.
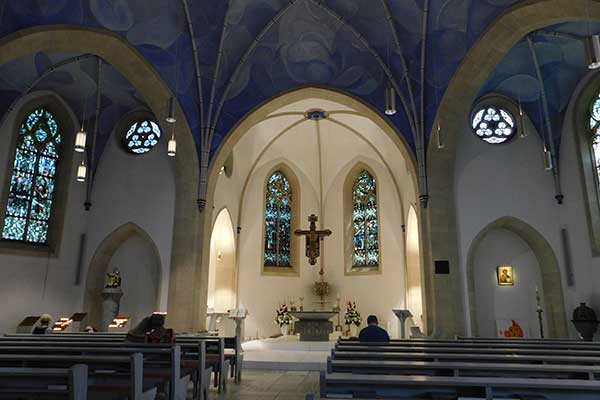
[358,315,390,342]
[32,314,53,335]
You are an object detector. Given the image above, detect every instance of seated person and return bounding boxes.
[146,314,175,344]
[32,314,53,335]
[358,315,390,343]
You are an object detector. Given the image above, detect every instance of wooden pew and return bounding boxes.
[334,343,600,357]
[319,372,600,399]
[327,358,600,380]
[0,345,183,400]
[0,364,87,400]
[0,337,218,400]
[0,353,157,400]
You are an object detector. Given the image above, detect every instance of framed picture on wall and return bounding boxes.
[497,265,514,286]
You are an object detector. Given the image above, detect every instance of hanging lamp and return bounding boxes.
[166,97,177,123]
[167,126,177,157]
[436,123,444,149]
[74,124,87,152]
[543,145,553,171]
[384,86,396,115]
[76,158,87,182]
[589,35,600,70]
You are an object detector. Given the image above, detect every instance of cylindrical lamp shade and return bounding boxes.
[167,137,177,157]
[543,146,553,171]
[76,161,87,182]
[74,127,87,153]
[589,35,600,70]
[166,97,176,123]
[384,86,396,115]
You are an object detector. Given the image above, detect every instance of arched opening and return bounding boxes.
[0,25,201,331]
[208,208,237,313]
[466,217,568,338]
[426,0,600,337]
[84,222,161,331]
[406,204,424,331]
[204,87,419,338]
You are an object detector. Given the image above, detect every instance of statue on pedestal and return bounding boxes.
[101,268,124,331]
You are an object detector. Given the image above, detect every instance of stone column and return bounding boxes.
[100,287,124,331]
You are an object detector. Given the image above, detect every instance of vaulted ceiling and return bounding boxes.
[0,0,593,166]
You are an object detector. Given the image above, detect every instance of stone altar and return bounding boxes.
[290,311,338,341]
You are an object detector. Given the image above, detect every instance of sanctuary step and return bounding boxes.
[242,336,335,371]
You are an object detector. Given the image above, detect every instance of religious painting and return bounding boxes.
[497,265,514,286]
[496,319,527,338]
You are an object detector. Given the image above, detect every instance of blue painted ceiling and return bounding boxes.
[0,0,590,164]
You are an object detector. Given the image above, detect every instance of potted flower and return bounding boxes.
[344,301,362,337]
[275,304,292,336]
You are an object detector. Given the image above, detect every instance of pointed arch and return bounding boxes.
[83,222,162,330]
[344,162,381,275]
[466,216,568,338]
[262,163,301,276]
[208,207,237,312]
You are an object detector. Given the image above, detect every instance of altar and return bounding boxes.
[290,311,338,341]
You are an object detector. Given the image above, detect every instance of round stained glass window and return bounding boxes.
[471,106,515,144]
[125,120,161,154]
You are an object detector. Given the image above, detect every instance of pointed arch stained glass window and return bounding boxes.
[590,95,600,189]
[264,171,292,267]
[2,108,61,244]
[352,170,379,268]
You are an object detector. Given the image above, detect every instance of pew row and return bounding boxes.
[0,364,87,400]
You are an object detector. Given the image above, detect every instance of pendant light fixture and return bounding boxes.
[436,122,444,149]
[384,86,396,115]
[543,144,553,171]
[518,100,528,138]
[167,126,177,157]
[74,123,87,152]
[76,158,87,182]
[589,35,600,70]
[165,97,177,123]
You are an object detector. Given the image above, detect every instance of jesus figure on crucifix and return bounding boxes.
[294,214,332,267]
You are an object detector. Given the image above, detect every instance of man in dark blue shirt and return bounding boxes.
[358,315,390,342]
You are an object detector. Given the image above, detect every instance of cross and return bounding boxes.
[294,214,332,267]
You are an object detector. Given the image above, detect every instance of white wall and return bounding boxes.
[213,97,418,339]
[472,228,546,338]
[0,91,176,333]
[455,82,600,337]
[109,235,160,327]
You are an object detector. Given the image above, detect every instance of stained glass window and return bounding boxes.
[125,120,161,154]
[352,170,379,268]
[471,106,515,144]
[589,96,600,190]
[2,108,61,244]
[264,171,292,267]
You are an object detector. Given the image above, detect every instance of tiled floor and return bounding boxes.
[206,370,320,400]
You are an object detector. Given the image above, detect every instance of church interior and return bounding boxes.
[3,1,600,399]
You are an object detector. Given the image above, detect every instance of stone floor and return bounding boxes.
[205,370,320,400]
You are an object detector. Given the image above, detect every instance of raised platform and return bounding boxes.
[242,335,335,371]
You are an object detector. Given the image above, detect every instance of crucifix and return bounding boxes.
[294,214,332,272]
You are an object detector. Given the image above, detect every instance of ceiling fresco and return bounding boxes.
[0,0,588,165]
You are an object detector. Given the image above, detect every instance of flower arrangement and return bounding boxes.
[344,301,362,327]
[275,304,292,327]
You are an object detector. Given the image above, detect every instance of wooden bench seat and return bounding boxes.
[332,350,600,365]
[327,358,600,380]
[0,345,183,400]
[0,364,87,400]
[335,343,600,357]
[338,339,600,351]
[320,372,600,399]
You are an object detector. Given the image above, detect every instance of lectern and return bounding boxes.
[392,309,413,339]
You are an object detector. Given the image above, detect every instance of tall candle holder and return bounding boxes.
[535,286,544,339]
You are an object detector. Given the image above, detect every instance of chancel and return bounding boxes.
[3,1,600,399]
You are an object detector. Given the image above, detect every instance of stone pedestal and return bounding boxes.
[100,287,123,331]
[393,309,413,339]
[290,311,337,341]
